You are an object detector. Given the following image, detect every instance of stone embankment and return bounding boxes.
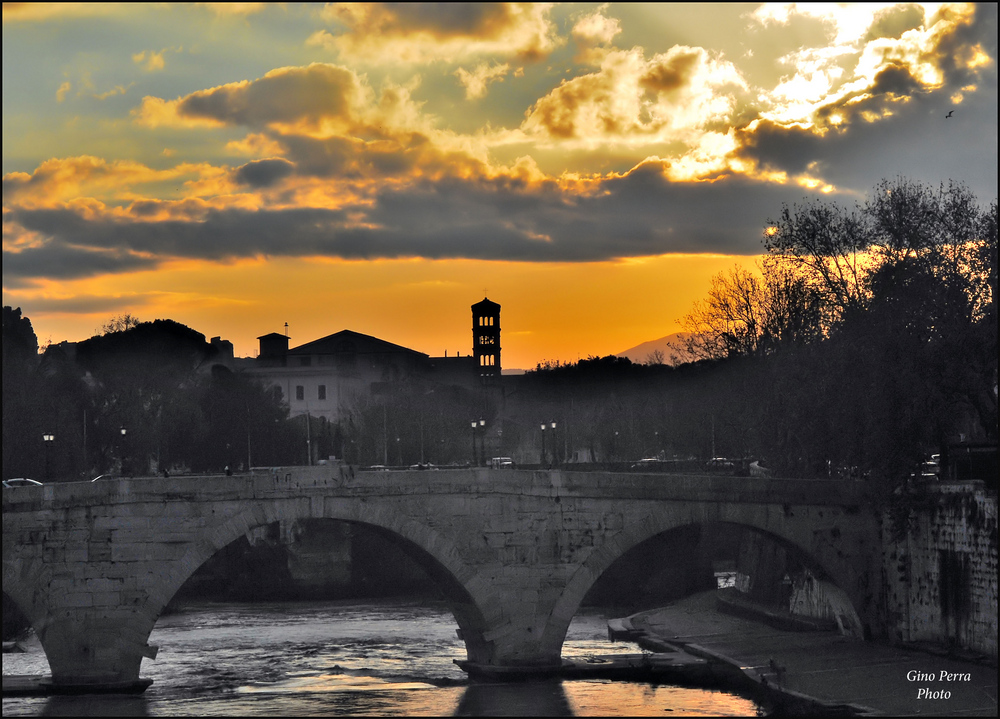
[612,591,997,716]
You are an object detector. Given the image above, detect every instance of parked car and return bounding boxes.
[2,478,43,488]
[90,474,121,482]
[705,457,734,471]
[630,458,662,470]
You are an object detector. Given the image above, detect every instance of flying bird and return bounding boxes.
[946,110,954,118]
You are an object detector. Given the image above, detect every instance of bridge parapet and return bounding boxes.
[2,468,871,512]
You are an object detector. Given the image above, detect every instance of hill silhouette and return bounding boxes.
[616,332,696,365]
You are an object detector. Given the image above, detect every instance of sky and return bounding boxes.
[3,3,997,369]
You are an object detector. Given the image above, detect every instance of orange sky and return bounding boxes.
[3,4,996,368]
[20,253,749,369]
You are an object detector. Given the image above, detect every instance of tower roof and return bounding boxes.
[472,297,500,311]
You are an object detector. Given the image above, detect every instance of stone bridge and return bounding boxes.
[2,467,882,690]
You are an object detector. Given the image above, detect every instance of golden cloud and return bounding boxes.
[2,156,227,209]
[199,2,266,17]
[314,2,563,64]
[753,2,981,130]
[521,46,746,148]
[2,2,126,24]
[454,62,511,99]
[572,4,621,47]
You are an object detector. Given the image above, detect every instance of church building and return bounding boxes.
[247,298,502,423]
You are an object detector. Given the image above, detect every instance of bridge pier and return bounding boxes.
[454,597,570,677]
[37,612,156,691]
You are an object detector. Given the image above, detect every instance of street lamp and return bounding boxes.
[550,421,557,466]
[120,427,128,476]
[43,433,55,481]
[540,422,547,467]
[471,420,478,466]
[478,419,485,466]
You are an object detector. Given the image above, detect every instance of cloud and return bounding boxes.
[199,3,266,17]
[2,156,222,208]
[750,2,987,129]
[56,81,72,102]
[131,47,181,72]
[454,62,511,99]
[3,159,824,287]
[2,3,127,24]
[0,291,155,315]
[572,4,620,46]
[93,83,135,100]
[724,2,997,192]
[131,64,498,187]
[136,63,374,133]
[3,231,159,287]
[570,4,621,64]
[521,46,747,151]
[233,158,295,187]
[311,2,563,64]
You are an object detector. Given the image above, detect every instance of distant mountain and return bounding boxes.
[616,332,696,365]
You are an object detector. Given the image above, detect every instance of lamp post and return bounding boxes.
[540,422,547,467]
[43,433,55,481]
[550,421,557,466]
[246,401,252,473]
[120,427,128,476]
[470,420,478,466]
[477,420,489,466]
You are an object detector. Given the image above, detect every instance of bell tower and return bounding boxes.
[472,297,501,381]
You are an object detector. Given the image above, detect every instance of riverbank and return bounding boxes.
[617,590,997,716]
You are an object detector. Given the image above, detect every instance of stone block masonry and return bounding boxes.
[4,468,884,689]
[882,481,997,658]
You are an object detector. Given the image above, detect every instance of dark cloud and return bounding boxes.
[733,120,823,176]
[177,64,364,127]
[3,169,820,284]
[734,83,996,205]
[3,240,158,287]
[233,158,295,187]
[0,293,145,315]
[869,62,922,97]
[385,3,510,36]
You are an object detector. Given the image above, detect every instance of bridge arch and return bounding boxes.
[543,503,869,658]
[149,498,495,664]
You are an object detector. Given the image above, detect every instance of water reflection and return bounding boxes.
[40,695,148,717]
[457,681,572,717]
[4,600,761,717]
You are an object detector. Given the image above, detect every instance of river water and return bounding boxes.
[3,599,761,716]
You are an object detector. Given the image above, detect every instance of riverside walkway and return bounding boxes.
[620,591,997,716]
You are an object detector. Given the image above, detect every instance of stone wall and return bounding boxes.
[788,570,864,638]
[882,482,997,658]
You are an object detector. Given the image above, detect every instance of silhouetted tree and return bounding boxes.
[3,307,42,479]
[718,178,997,487]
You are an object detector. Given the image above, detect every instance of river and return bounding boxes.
[3,599,762,716]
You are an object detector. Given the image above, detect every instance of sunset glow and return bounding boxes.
[3,3,997,368]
